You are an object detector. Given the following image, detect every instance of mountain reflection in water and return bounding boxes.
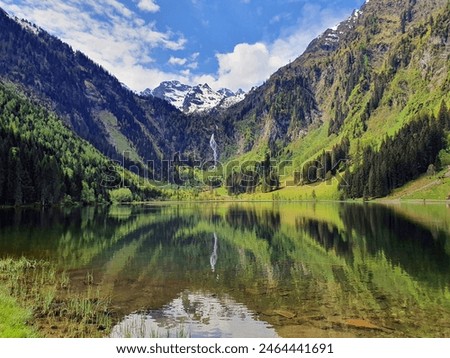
[111,291,278,338]
[0,202,449,337]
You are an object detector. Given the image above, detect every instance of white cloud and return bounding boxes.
[187,62,198,70]
[184,52,199,69]
[105,0,134,17]
[168,56,187,66]
[137,0,160,13]
[0,0,184,91]
[210,43,271,91]
[0,0,357,93]
[198,3,351,91]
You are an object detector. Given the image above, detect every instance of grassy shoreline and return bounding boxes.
[0,258,113,338]
[130,198,450,205]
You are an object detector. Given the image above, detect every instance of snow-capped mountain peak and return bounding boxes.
[217,88,235,97]
[142,81,245,113]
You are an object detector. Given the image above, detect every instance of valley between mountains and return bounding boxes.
[0,0,449,205]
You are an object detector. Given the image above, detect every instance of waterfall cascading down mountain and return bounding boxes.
[209,133,218,168]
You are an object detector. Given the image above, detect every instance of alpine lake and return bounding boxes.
[0,202,449,338]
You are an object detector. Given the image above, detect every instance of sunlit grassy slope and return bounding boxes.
[384,167,450,201]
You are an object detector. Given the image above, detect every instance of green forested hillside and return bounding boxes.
[343,106,449,199]
[0,82,162,206]
[203,0,450,200]
[0,9,192,171]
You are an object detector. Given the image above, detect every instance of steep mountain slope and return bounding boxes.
[0,8,188,169]
[146,81,245,113]
[192,0,448,200]
[207,0,449,160]
[0,81,163,205]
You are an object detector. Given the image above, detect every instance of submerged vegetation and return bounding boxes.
[0,257,112,338]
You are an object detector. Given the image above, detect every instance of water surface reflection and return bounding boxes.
[111,291,278,338]
[0,202,449,337]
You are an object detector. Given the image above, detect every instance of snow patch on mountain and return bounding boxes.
[150,80,191,110]
[221,89,246,108]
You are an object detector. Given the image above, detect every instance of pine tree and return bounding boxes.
[437,100,449,130]
[7,147,23,206]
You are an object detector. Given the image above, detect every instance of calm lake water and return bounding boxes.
[0,202,449,337]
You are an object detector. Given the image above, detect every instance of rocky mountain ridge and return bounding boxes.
[143,81,245,113]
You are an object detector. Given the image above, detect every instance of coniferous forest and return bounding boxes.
[342,102,450,199]
[0,82,162,206]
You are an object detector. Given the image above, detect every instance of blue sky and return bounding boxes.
[0,0,365,91]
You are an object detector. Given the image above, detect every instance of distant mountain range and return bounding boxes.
[142,81,245,113]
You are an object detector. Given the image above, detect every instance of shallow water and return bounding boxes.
[111,291,278,338]
[0,202,449,337]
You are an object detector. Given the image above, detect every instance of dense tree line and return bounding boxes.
[298,138,350,185]
[342,102,449,199]
[225,153,280,195]
[0,83,162,206]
